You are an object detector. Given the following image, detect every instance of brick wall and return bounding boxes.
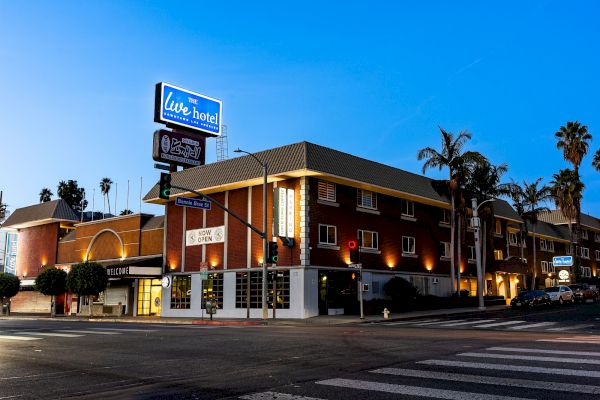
[16,223,59,278]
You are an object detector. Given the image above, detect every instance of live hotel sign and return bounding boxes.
[154,82,223,136]
[186,226,225,247]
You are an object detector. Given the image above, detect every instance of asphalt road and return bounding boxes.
[1,304,600,400]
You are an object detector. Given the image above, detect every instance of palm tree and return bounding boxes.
[521,178,551,290]
[39,188,53,203]
[99,178,113,216]
[555,121,591,245]
[593,148,600,171]
[551,168,584,281]
[505,180,528,282]
[418,127,485,294]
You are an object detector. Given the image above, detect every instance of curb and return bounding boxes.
[192,320,264,326]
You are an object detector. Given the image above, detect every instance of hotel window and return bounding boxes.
[582,267,592,278]
[495,219,502,235]
[508,232,519,246]
[402,236,416,255]
[540,238,547,251]
[318,180,336,202]
[494,249,503,260]
[401,200,414,217]
[235,270,290,309]
[541,261,553,274]
[566,244,573,255]
[595,232,600,242]
[581,247,590,259]
[548,240,555,252]
[358,229,379,250]
[201,273,223,310]
[357,189,377,209]
[581,229,589,240]
[440,209,450,225]
[318,224,337,246]
[170,275,192,309]
[440,241,451,258]
[596,250,600,261]
[468,246,476,261]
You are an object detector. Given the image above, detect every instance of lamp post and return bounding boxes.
[234,148,269,320]
[471,197,495,311]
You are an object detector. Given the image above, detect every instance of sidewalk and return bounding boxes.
[1,305,506,326]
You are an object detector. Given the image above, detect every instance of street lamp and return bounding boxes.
[471,197,495,311]
[234,148,269,320]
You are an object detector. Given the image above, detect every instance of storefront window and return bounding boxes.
[201,273,223,309]
[171,275,191,309]
[235,271,290,309]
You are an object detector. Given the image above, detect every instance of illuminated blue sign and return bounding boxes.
[155,83,222,136]
[175,197,212,210]
[552,255,573,267]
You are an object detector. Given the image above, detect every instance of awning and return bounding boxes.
[492,257,528,274]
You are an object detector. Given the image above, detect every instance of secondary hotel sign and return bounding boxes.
[153,129,205,167]
[154,82,223,136]
[186,226,225,246]
[553,256,573,267]
[274,188,294,238]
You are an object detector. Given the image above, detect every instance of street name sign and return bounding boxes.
[186,226,225,246]
[154,82,222,136]
[553,256,573,267]
[175,197,211,210]
[348,263,362,269]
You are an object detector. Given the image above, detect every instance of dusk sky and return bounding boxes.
[1,1,599,217]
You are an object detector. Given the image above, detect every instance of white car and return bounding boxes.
[545,285,574,304]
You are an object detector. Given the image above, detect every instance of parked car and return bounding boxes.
[544,285,574,304]
[510,290,552,308]
[568,284,599,303]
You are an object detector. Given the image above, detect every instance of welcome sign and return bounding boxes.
[154,83,223,136]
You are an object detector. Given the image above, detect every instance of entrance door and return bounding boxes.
[318,271,357,315]
[137,279,162,316]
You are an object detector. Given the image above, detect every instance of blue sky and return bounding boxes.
[1,1,599,216]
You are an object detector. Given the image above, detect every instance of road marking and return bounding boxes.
[317,378,531,400]
[439,319,496,327]
[14,332,83,338]
[458,352,600,365]
[383,319,441,326]
[487,346,600,357]
[240,392,323,400]
[546,324,594,331]
[538,337,600,344]
[508,322,557,330]
[56,330,121,335]
[371,367,600,395]
[473,320,526,328]
[89,328,157,332]
[0,335,42,341]
[414,319,467,326]
[418,359,600,378]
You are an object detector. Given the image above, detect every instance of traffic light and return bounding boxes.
[159,173,171,200]
[268,241,279,263]
[349,239,360,263]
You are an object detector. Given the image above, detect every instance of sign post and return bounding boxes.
[348,263,364,319]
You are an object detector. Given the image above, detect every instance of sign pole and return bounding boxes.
[359,269,364,320]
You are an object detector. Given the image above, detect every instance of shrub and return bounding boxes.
[35,267,67,316]
[0,273,20,315]
[383,277,420,309]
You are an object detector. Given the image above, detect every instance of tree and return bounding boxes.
[66,262,108,316]
[0,273,20,315]
[551,168,584,281]
[57,180,88,212]
[593,149,600,171]
[417,127,485,294]
[100,177,113,216]
[555,121,592,251]
[34,267,67,317]
[39,188,53,203]
[383,277,420,307]
[120,209,133,216]
[505,180,529,283]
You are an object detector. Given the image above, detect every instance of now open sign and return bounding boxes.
[154,82,223,136]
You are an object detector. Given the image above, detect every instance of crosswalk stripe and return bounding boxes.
[56,330,121,335]
[458,352,600,365]
[538,339,600,344]
[473,320,526,328]
[317,378,531,400]
[508,322,557,330]
[414,319,467,326]
[418,359,600,378]
[240,392,323,400]
[546,324,594,331]
[487,346,600,357]
[0,335,42,341]
[14,332,83,338]
[439,319,496,327]
[371,367,600,395]
[384,319,441,326]
[89,328,156,332]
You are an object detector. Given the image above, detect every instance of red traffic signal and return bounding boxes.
[349,239,360,263]
[348,240,358,250]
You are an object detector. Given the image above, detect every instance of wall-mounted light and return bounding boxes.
[211,261,218,268]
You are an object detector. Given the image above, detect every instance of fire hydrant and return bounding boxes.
[383,308,390,319]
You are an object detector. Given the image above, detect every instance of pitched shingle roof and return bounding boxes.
[142,216,164,230]
[144,141,519,221]
[526,220,572,242]
[2,199,79,229]
[538,210,600,231]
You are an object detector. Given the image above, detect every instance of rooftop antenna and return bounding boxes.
[216,124,229,161]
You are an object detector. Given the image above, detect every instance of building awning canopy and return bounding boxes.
[493,257,528,274]
[106,255,163,278]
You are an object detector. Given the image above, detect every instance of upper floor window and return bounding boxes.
[440,209,450,225]
[540,238,554,252]
[508,232,519,246]
[318,180,336,202]
[494,250,503,261]
[358,229,379,250]
[566,244,574,255]
[357,189,377,209]
[541,261,555,274]
[595,232,600,242]
[440,241,451,258]
[402,236,416,255]
[581,247,590,259]
[495,219,502,235]
[582,267,592,278]
[468,246,476,261]
[318,224,337,246]
[581,229,589,240]
[548,240,555,252]
[596,250,600,261]
[401,200,414,217]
